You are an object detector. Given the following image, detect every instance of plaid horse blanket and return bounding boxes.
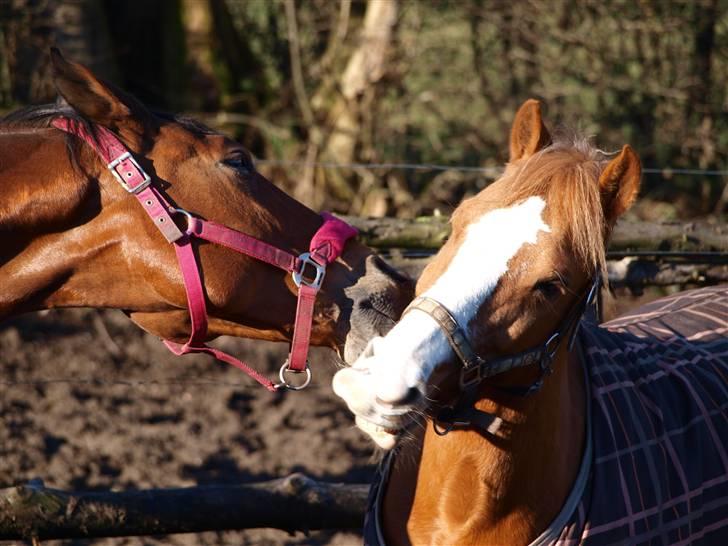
[364,286,728,545]
[539,285,728,545]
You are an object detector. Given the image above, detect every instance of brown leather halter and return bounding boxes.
[403,276,600,434]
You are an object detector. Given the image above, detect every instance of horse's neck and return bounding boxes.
[0,131,118,317]
[0,131,94,226]
[384,347,586,546]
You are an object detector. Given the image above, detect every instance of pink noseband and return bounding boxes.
[51,118,357,391]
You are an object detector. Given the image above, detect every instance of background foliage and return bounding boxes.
[1,0,726,220]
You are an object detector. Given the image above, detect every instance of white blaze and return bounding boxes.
[334,196,551,419]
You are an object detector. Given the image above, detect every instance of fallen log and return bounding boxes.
[0,475,369,541]
[344,216,728,252]
[606,258,728,292]
[379,252,728,290]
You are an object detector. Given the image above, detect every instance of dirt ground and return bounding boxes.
[0,286,671,546]
[0,308,377,546]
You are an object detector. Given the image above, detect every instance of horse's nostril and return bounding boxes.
[368,255,415,291]
[376,387,421,408]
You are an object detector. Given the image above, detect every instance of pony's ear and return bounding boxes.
[509,99,551,162]
[598,145,641,224]
[50,48,156,150]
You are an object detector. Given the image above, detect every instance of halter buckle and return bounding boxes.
[460,364,482,389]
[277,361,312,391]
[292,252,326,289]
[107,152,152,194]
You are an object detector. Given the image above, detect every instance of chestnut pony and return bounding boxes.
[0,51,413,387]
[334,101,728,544]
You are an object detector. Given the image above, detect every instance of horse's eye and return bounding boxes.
[222,154,254,175]
[533,278,563,299]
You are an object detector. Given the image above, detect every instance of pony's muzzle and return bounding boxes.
[376,386,421,408]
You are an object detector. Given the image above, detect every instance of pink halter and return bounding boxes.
[51,118,357,392]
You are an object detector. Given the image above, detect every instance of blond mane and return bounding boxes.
[500,133,611,280]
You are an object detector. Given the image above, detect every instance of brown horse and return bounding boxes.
[0,50,413,386]
[334,101,728,544]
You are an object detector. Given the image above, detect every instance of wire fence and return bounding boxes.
[255,158,728,178]
[0,377,309,390]
[3,159,725,394]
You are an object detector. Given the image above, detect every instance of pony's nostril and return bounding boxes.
[376,387,421,408]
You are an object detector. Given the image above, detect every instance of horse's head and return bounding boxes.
[333,99,641,448]
[0,51,413,369]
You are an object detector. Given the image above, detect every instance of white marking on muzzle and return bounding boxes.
[333,197,551,439]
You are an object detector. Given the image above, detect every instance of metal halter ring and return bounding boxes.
[292,252,326,289]
[278,361,312,391]
[433,418,454,436]
[171,208,195,234]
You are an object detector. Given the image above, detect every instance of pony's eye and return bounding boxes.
[222,154,254,175]
[533,278,563,299]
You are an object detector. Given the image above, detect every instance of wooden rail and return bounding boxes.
[343,216,728,252]
[1,218,725,542]
[377,252,728,291]
[0,476,368,541]
[344,216,728,290]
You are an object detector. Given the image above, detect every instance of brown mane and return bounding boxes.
[501,133,611,279]
[1,102,217,162]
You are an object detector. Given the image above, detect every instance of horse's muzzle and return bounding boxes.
[343,255,414,364]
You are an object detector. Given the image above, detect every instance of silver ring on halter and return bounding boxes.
[171,207,195,234]
[292,252,326,290]
[278,361,312,391]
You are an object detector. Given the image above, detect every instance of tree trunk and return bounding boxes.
[180,0,220,110]
[52,0,118,82]
[1,0,119,104]
[319,0,398,209]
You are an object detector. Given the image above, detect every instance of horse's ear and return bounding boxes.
[509,99,551,162]
[50,48,156,150]
[598,145,641,224]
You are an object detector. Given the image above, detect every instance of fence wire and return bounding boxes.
[0,377,324,390]
[255,158,728,177]
[3,160,725,394]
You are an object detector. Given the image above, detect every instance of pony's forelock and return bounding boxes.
[502,131,611,282]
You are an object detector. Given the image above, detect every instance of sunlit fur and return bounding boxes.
[334,197,553,427]
[332,99,643,545]
[499,133,611,282]
[0,51,413,366]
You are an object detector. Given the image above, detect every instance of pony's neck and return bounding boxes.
[383,346,586,546]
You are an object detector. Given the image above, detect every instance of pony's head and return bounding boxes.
[333,100,641,447]
[0,50,414,367]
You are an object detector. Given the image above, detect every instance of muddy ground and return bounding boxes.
[0,308,376,546]
[0,288,665,546]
